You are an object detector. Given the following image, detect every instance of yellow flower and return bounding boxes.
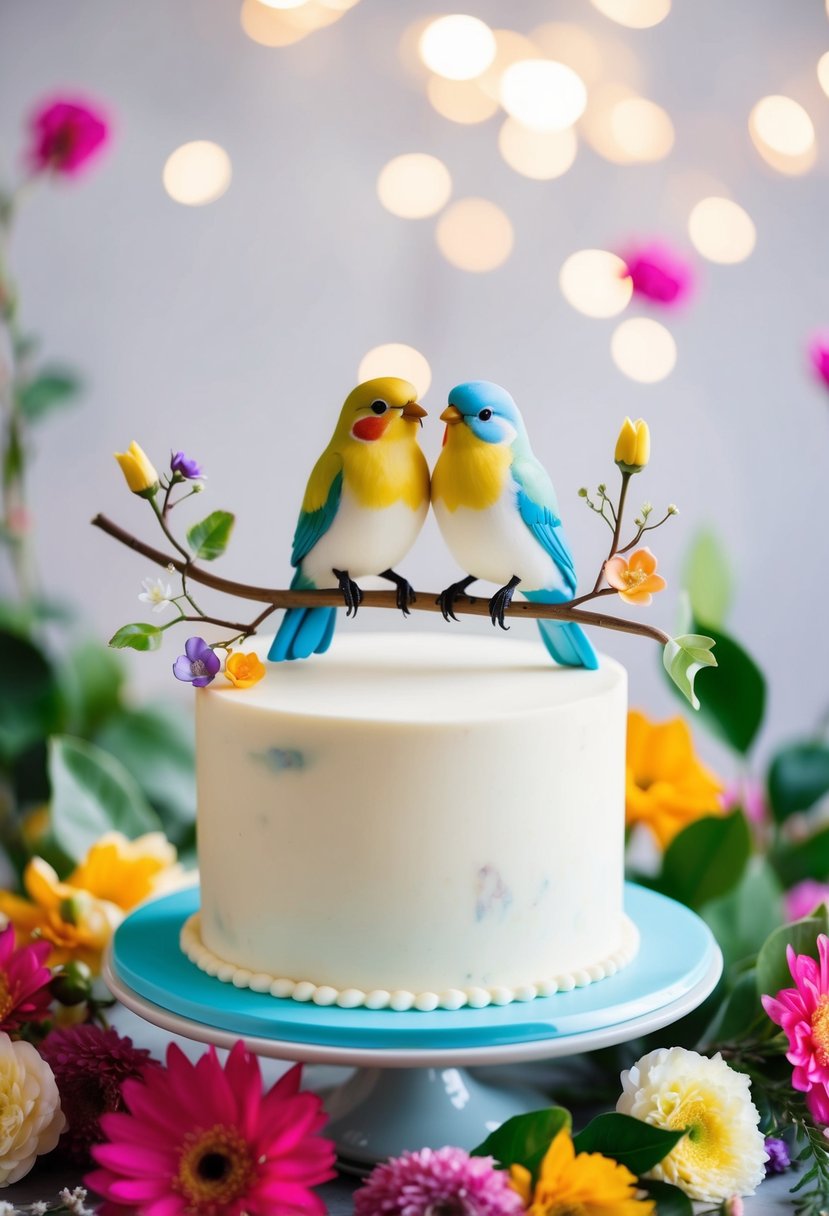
[510,1129,654,1216]
[615,417,650,473]
[626,710,723,848]
[605,548,667,606]
[114,440,159,496]
[224,651,266,689]
[68,831,181,911]
[0,1033,66,1184]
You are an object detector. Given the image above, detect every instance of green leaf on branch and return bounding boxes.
[640,1179,694,1216]
[683,528,733,630]
[702,858,784,969]
[662,634,716,710]
[572,1113,684,1174]
[109,622,163,652]
[48,736,162,863]
[0,630,63,764]
[471,1107,571,1179]
[16,367,81,424]
[186,511,235,561]
[768,742,829,824]
[771,825,829,888]
[688,622,765,755]
[655,811,751,911]
[756,910,829,1001]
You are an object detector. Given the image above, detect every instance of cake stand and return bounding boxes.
[104,883,722,1173]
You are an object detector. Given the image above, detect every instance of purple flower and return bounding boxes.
[808,334,829,389]
[26,97,110,177]
[170,450,205,480]
[354,1146,524,1216]
[172,637,220,687]
[764,1136,791,1175]
[620,241,695,308]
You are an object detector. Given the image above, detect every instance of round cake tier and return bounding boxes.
[194,632,629,1006]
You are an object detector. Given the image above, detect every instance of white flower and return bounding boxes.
[0,1033,65,1186]
[617,1047,767,1202]
[138,576,173,614]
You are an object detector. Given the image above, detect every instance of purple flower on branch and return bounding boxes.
[26,97,110,177]
[172,637,220,687]
[170,451,205,480]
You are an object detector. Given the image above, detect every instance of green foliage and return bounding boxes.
[653,811,751,911]
[0,629,63,764]
[16,366,81,424]
[640,1179,694,1216]
[683,528,733,630]
[703,968,763,1043]
[687,622,765,755]
[471,1107,571,1180]
[572,1113,683,1174]
[662,633,716,710]
[771,824,829,888]
[186,510,235,560]
[768,742,829,824]
[756,910,829,1001]
[703,858,784,969]
[109,622,164,652]
[59,640,125,737]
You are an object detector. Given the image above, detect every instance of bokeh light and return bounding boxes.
[426,76,499,124]
[500,60,587,132]
[162,141,232,206]
[580,84,636,162]
[589,0,671,28]
[419,15,496,81]
[498,119,578,180]
[377,154,452,219]
[559,250,633,318]
[358,344,432,397]
[749,95,816,174]
[436,198,514,272]
[610,96,674,162]
[257,0,305,8]
[476,30,539,101]
[688,197,756,264]
[241,0,310,45]
[819,51,829,97]
[611,318,676,383]
[531,23,603,85]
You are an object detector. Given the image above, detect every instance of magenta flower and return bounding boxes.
[785,880,829,924]
[26,97,110,177]
[0,922,52,1035]
[808,1083,829,1127]
[762,934,829,1109]
[354,1146,525,1216]
[721,779,767,826]
[39,1024,157,1165]
[620,241,695,308]
[87,1043,335,1216]
[170,451,205,480]
[808,334,829,389]
[173,637,220,687]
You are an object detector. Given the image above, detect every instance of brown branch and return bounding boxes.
[91,513,670,646]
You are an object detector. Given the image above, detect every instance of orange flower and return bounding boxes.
[626,710,724,848]
[605,547,666,605]
[224,651,266,689]
[511,1128,654,1216]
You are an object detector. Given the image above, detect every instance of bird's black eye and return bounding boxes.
[478,408,492,421]
[370,400,388,415]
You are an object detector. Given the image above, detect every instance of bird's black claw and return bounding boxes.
[488,577,521,631]
[380,569,416,617]
[333,568,363,618]
[437,577,476,623]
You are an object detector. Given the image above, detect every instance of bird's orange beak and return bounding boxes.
[440,404,463,425]
[402,400,428,420]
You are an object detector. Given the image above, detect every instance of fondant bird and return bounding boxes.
[269,377,429,662]
[431,381,598,669]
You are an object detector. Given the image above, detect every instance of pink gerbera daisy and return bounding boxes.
[0,921,52,1034]
[762,934,829,1098]
[353,1146,525,1216]
[86,1042,335,1216]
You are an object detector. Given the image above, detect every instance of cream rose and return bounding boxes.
[0,1033,65,1185]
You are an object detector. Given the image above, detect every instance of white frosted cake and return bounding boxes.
[181,632,636,1011]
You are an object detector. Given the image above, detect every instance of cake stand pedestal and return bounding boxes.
[104,883,722,1172]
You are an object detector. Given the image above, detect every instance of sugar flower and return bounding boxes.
[138,576,173,614]
[170,451,205,480]
[617,1046,767,1201]
[173,636,221,687]
[605,547,666,606]
[87,1043,335,1216]
[355,1146,524,1216]
[763,1136,790,1175]
[0,1031,66,1185]
[114,442,159,498]
[762,934,829,1100]
[808,334,829,390]
[785,880,829,923]
[510,1128,653,1216]
[615,417,650,473]
[626,710,724,849]
[68,831,181,912]
[40,1024,157,1165]
[224,651,266,689]
[807,1083,829,1128]
[26,97,110,177]
[0,922,53,1035]
[620,242,695,308]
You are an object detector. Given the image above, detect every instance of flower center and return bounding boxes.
[175,1124,255,1212]
[668,1098,728,1169]
[623,568,649,589]
[191,660,207,676]
[0,973,13,1022]
[812,995,829,1065]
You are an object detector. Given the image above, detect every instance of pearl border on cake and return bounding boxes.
[180,913,640,1011]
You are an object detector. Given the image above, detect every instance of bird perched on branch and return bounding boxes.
[269,377,429,662]
[431,380,598,669]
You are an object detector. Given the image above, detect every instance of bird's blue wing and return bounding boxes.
[290,450,343,568]
[512,455,577,595]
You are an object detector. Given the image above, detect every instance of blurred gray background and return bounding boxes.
[1,0,827,774]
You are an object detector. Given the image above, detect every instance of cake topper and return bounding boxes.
[93,378,717,706]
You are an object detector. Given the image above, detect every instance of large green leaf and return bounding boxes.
[756,910,829,1002]
[0,630,63,764]
[686,622,765,755]
[59,640,125,737]
[572,1113,683,1174]
[641,1179,694,1216]
[16,367,81,423]
[109,622,163,652]
[662,634,717,710]
[770,824,829,888]
[471,1107,571,1179]
[702,858,784,968]
[186,511,235,561]
[96,706,195,846]
[683,528,733,630]
[48,736,162,863]
[768,742,829,824]
[656,811,751,911]
[704,968,763,1043]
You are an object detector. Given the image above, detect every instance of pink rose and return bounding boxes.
[26,97,110,177]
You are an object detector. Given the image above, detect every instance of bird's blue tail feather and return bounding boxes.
[268,573,336,662]
[523,589,599,670]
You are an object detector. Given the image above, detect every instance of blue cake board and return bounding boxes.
[110,883,720,1053]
